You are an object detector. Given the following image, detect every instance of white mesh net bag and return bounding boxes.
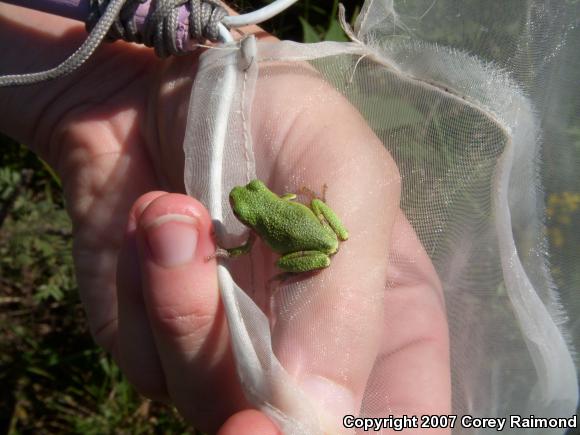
[183,0,579,433]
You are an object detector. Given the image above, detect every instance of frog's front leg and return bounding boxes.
[280,193,297,201]
[276,250,331,273]
[210,232,256,260]
[310,199,349,241]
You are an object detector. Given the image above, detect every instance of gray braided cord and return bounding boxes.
[86,0,145,43]
[0,0,129,87]
[143,0,185,57]
[0,0,228,86]
[143,0,227,57]
[188,0,227,42]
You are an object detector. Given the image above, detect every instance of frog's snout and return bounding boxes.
[229,187,244,217]
[229,192,237,213]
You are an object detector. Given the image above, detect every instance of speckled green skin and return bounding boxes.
[228,179,349,273]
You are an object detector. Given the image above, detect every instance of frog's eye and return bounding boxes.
[247,179,264,191]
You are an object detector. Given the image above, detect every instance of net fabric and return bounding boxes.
[183,0,579,433]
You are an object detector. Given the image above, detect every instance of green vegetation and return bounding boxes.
[235,0,361,42]
[0,136,194,433]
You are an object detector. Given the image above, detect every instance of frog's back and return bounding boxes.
[255,197,338,255]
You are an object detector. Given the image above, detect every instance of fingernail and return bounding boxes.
[301,375,356,419]
[145,214,199,267]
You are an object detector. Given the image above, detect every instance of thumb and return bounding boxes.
[135,193,247,431]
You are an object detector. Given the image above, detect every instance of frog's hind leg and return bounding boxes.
[266,269,320,294]
[298,185,316,202]
[276,250,331,273]
[299,183,328,202]
[310,199,349,241]
[321,183,328,202]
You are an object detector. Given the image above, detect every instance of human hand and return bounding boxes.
[0,3,450,433]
